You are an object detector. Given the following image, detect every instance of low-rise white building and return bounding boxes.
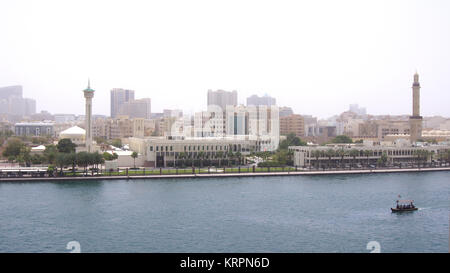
[289,142,450,168]
[127,136,264,167]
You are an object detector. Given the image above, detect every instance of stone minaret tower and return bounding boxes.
[409,72,422,143]
[83,79,95,152]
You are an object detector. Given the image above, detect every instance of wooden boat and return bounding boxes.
[391,199,418,212]
[391,207,418,212]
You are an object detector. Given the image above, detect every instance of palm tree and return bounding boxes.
[445,149,450,166]
[93,152,104,174]
[363,150,372,167]
[235,151,242,166]
[336,149,345,169]
[216,151,224,167]
[429,150,435,167]
[198,151,205,168]
[66,152,77,174]
[325,149,335,169]
[378,152,388,168]
[413,150,422,167]
[227,151,234,167]
[286,150,294,167]
[310,150,319,170]
[349,149,360,169]
[422,150,430,167]
[131,151,138,169]
[55,153,67,176]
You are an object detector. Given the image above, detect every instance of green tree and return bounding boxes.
[331,135,353,144]
[349,149,360,169]
[363,150,373,167]
[76,152,90,175]
[325,149,335,169]
[227,151,234,166]
[66,152,77,173]
[377,152,388,167]
[216,151,224,167]
[2,138,25,158]
[57,138,77,153]
[336,149,346,168]
[110,139,122,148]
[30,154,44,165]
[235,151,242,165]
[103,152,116,161]
[310,150,320,169]
[279,133,307,150]
[131,151,138,169]
[93,152,104,174]
[44,144,58,164]
[55,153,68,175]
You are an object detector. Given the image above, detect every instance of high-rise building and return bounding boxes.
[0,85,36,117]
[246,94,276,106]
[0,85,22,100]
[119,98,151,119]
[110,88,135,118]
[23,98,36,116]
[83,80,95,152]
[409,72,423,143]
[207,89,237,111]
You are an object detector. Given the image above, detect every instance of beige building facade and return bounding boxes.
[280,114,305,137]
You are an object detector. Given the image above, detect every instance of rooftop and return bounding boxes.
[60,126,86,135]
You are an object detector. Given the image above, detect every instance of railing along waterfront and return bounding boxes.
[1,162,449,179]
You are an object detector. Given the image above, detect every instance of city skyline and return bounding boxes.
[1,0,450,118]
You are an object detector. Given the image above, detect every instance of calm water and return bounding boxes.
[0,172,449,253]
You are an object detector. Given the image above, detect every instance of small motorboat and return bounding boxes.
[391,199,418,212]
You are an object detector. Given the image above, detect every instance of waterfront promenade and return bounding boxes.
[1,166,449,182]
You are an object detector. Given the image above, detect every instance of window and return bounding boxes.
[150,146,153,151]
[156,146,159,151]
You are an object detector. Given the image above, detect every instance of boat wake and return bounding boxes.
[419,206,449,211]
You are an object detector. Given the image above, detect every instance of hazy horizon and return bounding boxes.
[1,0,449,119]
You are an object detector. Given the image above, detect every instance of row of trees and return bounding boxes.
[169,150,244,168]
[2,138,78,166]
[53,151,105,175]
[1,138,120,172]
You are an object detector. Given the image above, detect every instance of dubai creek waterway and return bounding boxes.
[0,171,449,253]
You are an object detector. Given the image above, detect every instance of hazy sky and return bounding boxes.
[1,0,449,119]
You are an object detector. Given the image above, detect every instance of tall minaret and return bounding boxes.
[409,72,422,143]
[83,79,95,152]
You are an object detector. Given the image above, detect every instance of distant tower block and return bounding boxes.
[83,79,95,152]
[409,72,422,143]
